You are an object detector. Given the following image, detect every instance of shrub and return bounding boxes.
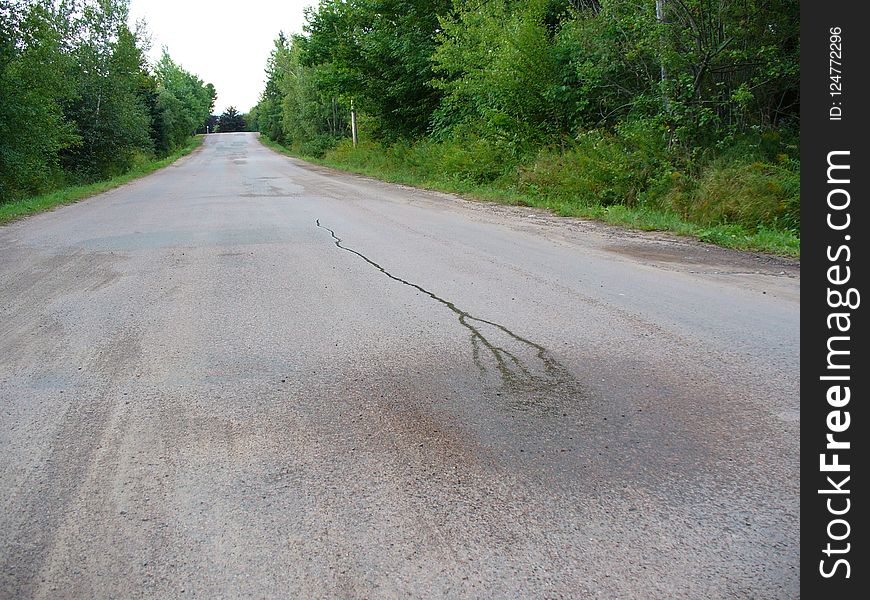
[299,134,342,159]
[664,157,799,231]
[431,136,518,185]
[517,126,670,207]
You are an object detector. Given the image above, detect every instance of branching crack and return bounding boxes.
[316,219,583,406]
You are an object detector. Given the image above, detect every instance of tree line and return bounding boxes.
[250,0,799,238]
[252,0,797,150]
[1,0,216,203]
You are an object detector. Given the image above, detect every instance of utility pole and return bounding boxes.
[351,98,358,148]
[655,0,670,113]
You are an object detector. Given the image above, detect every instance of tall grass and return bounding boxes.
[262,132,799,257]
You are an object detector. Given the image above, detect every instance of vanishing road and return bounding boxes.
[1,133,799,598]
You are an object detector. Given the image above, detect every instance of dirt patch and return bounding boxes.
[603,241,800,278]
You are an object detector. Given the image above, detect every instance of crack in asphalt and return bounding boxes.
[316,219,583,407]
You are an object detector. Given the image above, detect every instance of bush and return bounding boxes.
[299,134,342,159]
[325,135,520,186]
[325,139,393,173]
[517,125,670,207]
[301,122,799,255]
[664,157,799,232]
[430,137,519,185]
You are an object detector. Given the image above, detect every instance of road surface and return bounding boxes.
[0,133,799,598]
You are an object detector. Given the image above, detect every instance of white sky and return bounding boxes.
[128,0,316,114]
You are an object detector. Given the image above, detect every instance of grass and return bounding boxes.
[258,135,799,257]
[0,135,204,225]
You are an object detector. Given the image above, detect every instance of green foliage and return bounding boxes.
[255,34,288,141]
[1,1,79,201]
[432,0,585,146]
[518,121,671,207]
[432,0,798,148]
[251,0,800,252]
[60,4,153,180]
[296,134,340,158]
[261,136,797,255]
[243,106,258,131]
[1,0,216,203]
[426,136,519,184]
[255,0,798,150]
[217,106,246,132]
[661,0,800,144]
[152,50,215,153]
[299,135,518,185]
[664,156,800,232]
[254,33,348,152]
[301,0,451,140]
[1,135,203,224]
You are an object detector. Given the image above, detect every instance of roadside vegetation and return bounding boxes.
[0,135,202,225]
[250,0,799,256]
[1,0,216,209]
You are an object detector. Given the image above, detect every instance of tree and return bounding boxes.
[1,0,78,201]
[60,0,153,180]
[432,0,581,146]
[1,0,217,202]
[256,33,290,142]
[217,107,245,132]
[200,114,219,134]
[152,50,216,153]
[301,0,452,140]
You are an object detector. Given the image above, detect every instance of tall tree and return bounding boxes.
[2,0,217,201]
[256,33,291,142]
[152,50,216,153]
[60,0,153,179]
[217,106,245,132]
[1,0,78,201]
[301,0,452,140]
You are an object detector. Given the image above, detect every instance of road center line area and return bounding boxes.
[0,133,799,597]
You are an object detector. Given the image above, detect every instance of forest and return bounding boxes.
[250,0,800,253]
[1,0,215,204]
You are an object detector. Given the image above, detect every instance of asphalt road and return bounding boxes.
[0,132,800,598]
